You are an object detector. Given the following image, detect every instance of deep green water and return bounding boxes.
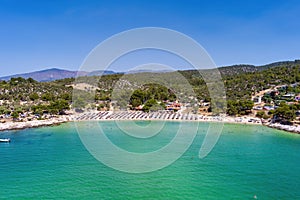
[1,121,300,199]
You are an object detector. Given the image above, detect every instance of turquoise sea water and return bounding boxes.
[1,121,300,199]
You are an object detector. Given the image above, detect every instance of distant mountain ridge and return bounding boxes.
[218,59,300,76]
[0,68,116,82]
[0,60,299,82]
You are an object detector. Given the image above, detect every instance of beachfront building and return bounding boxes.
[134,105,143,111]
[281,93,295,100]
[252,95,262,104]
[295,94,300,101]
[166,102,181,111]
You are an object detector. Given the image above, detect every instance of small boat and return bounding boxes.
[0,138,10,143]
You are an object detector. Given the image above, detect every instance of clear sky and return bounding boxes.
[0,0,300,76]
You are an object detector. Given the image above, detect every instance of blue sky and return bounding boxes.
[0,0,300,76]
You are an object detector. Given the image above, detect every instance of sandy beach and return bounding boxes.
[72,111,300,134]
[1,111,299,134]
[73,111,262,124]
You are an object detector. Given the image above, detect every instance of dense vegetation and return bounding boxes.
[1,60,300,123]
[0,77,72,116]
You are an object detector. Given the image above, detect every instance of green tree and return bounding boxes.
[142,99,158,112]
[130,90,145,107]
[29,93,39,101]
[227,100,238,116]
[27,78,36,83]
[131,99,142,108]
[274,103,296,122]
[256,111,269,119]
[41,93,55,101]
[11,111,19,120]
[50,100,70,113]
[0,106,5,115]
[73,97,87,111]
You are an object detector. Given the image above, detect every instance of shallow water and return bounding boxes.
[0,121,300,199]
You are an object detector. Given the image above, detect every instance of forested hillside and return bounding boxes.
[0,60,300,118]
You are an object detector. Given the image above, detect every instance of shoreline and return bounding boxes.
[0,116,71,132]
[0,111,299,134]
[267,123,300,134]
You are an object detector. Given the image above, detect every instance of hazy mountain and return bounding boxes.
[125,69,175,74]
[219,59,300,76]
[86,70,116,76]
[1,60,299,82]
[0,68,116,82]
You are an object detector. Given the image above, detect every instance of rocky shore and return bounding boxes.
[0,116,72,132]
[267,123,300,134]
